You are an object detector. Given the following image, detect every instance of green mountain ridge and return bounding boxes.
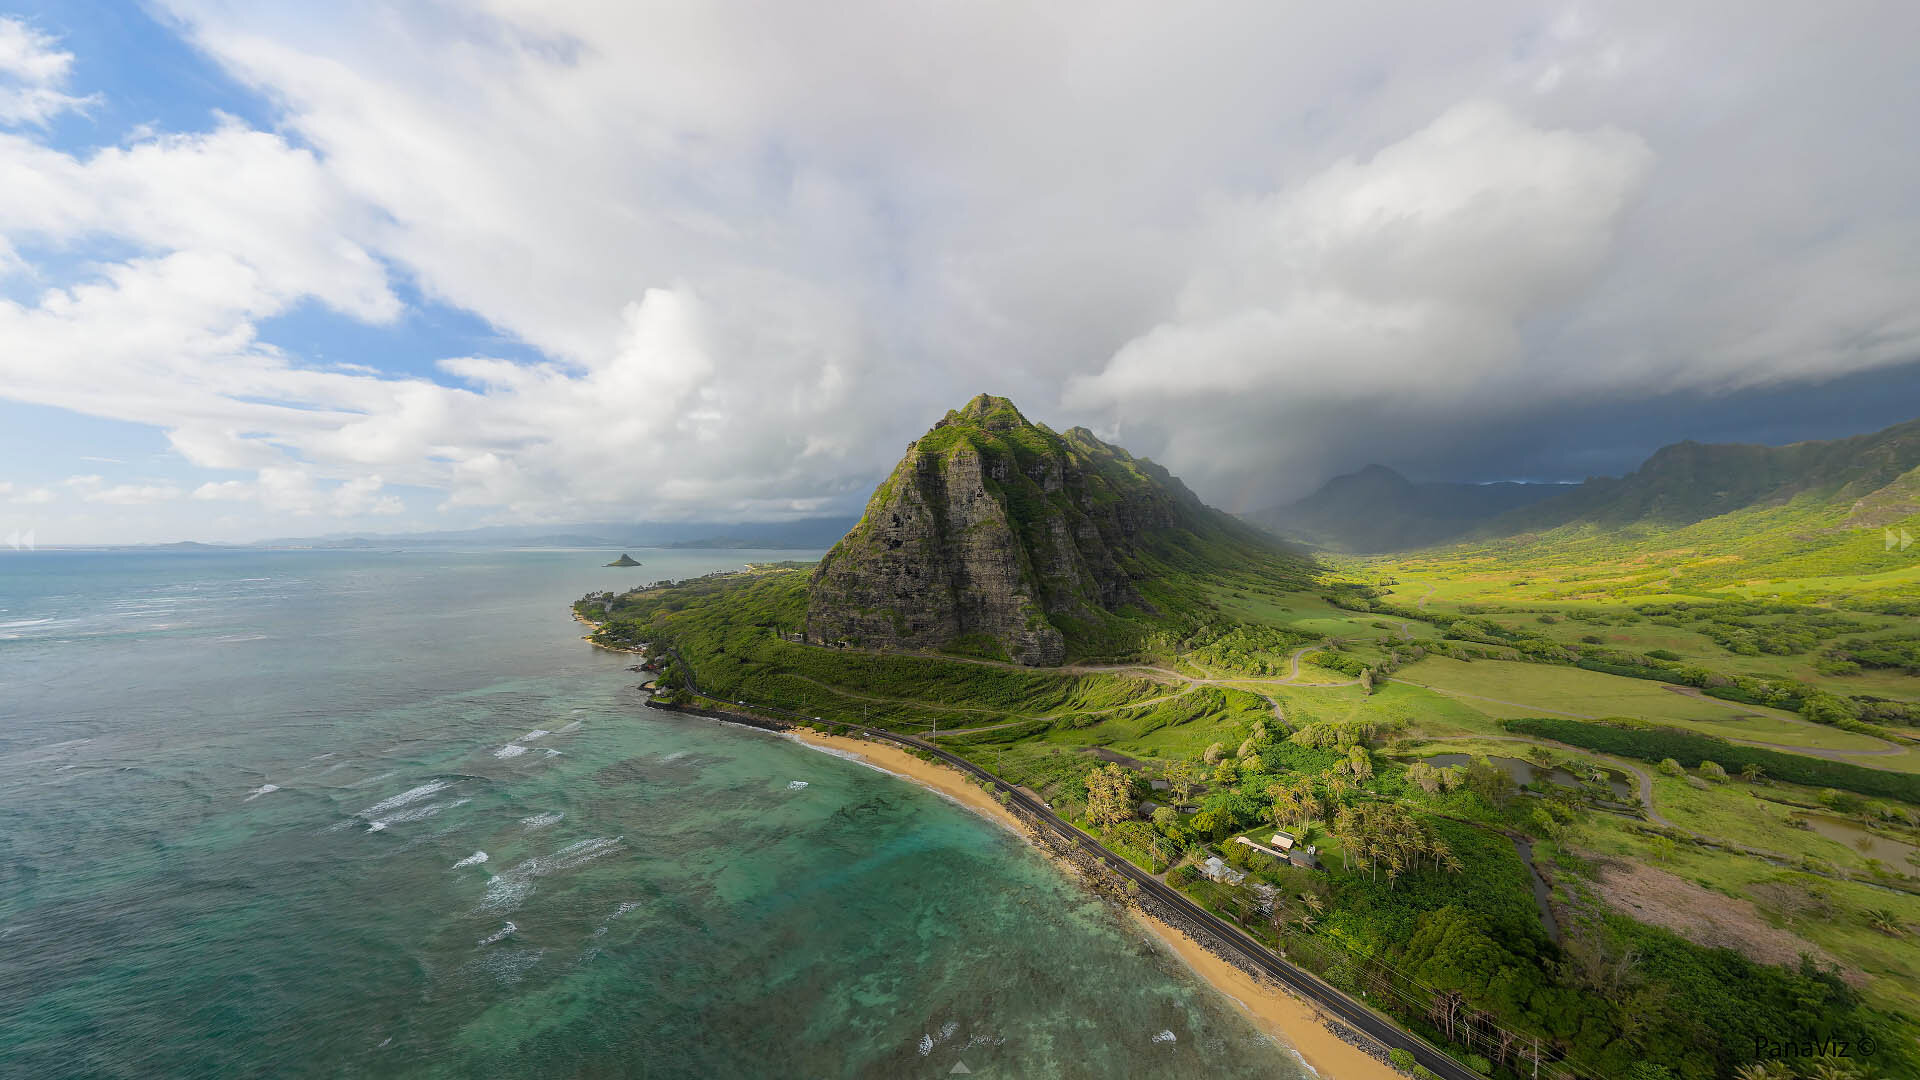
[1491,417,1920,534]
[805,394,1298,664]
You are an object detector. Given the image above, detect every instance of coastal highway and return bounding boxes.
[651,648,1499,1080]
[840,723,1491,1080]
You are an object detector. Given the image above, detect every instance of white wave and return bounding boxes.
[367,797,469,831]
[1151,1030,1177,1045]
[453,851,489,869]
[519,729,552,741]
[244,784,279,801]
[556,720,582,734]
[493,744,529,759]
[478,921,517,946]
[475,837,623,915]
[938,1021,958,1042]
[611,901,640,918]
[544,749,562,757]
[917,1034,933,1057]
[788,780,809,790]
[347,770,400,789]
[480,875,532,912]
[520,812,563,829]
[659,750,691,763]
[358,779,453,817]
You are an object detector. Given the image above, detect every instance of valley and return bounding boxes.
[581,399,1920,1080]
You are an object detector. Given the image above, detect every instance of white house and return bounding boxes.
[1199,855,1247,886]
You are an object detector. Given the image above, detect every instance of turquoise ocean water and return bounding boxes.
[0,549,1309,1078]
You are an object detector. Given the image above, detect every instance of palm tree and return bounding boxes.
[1741,762,1765,783]
[1865,908,1906,936]
[1804,1054,1859,1080]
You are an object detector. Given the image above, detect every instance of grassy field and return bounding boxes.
[581,551,1920,1069]
[1397,656,1903,754]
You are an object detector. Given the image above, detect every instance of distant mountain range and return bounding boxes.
[1242,465,1567,552]
[1251,416,1920,555]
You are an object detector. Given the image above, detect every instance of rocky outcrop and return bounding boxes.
[805,394,1272,665]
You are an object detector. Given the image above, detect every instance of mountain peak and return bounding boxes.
[806,397,1278,665]
[942,393,1028,431]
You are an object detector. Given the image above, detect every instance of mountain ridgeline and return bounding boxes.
[805,395,1295,665]
[1252,416,1920,557]
[1244,465,1566,553]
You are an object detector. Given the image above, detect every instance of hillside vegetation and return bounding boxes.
[575,406,1920,1079]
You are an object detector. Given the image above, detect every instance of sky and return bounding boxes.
[2,2,1918,544]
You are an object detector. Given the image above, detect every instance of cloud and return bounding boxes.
[193,468,403,516]
[66,474,182,505]
[0,17,97,125]
[1066,100,1653,491]
[5,3,1920,537]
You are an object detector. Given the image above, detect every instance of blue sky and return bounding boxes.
[2,2,1918,544]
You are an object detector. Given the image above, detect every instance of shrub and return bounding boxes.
[1389,1048,1416,1072]
[1657,757,1684,777]
[1503,717,1920,804]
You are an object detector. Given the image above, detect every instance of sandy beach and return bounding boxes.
[1132,911,1401,1080]
[788,728,1401,1080]
[788,729,1028,835]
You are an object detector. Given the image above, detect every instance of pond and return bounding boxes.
[1803,814,1920,868]
[1424,753,1635,801]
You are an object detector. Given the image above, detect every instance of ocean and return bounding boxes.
[0,548,1310,1078]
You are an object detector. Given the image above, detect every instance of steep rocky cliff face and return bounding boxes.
[805,394,1274,665]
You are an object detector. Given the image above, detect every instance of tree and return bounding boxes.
[1150,806,1181,833]
[1166,757,1200,804]
[1741,762,1765,783]
[1360,667,1375,694]
[1238,735,1259,759]
[1203,742,1226,765]
[1085,763,1132,826]
[1464,758,1517,808]
[1698,760,1728,782]
[1343,745,1374,781]
[1657,757,1684,777]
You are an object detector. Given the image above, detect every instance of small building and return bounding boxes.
[1199,855,1247,886]
[1233,835,1290,863]
[1271,831,1296,851]
[1287,847,1322,871]
[1136,800,1162,818]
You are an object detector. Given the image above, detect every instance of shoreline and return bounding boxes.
[786,728,1400,1080]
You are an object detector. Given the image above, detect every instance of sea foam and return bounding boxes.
[453,851,489,869]
[358,779,453,817]
[244,784,279,801]
[493,744,529,759]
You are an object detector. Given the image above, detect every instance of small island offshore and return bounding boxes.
[577,395,1920,1080]
[604,553,642,567]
